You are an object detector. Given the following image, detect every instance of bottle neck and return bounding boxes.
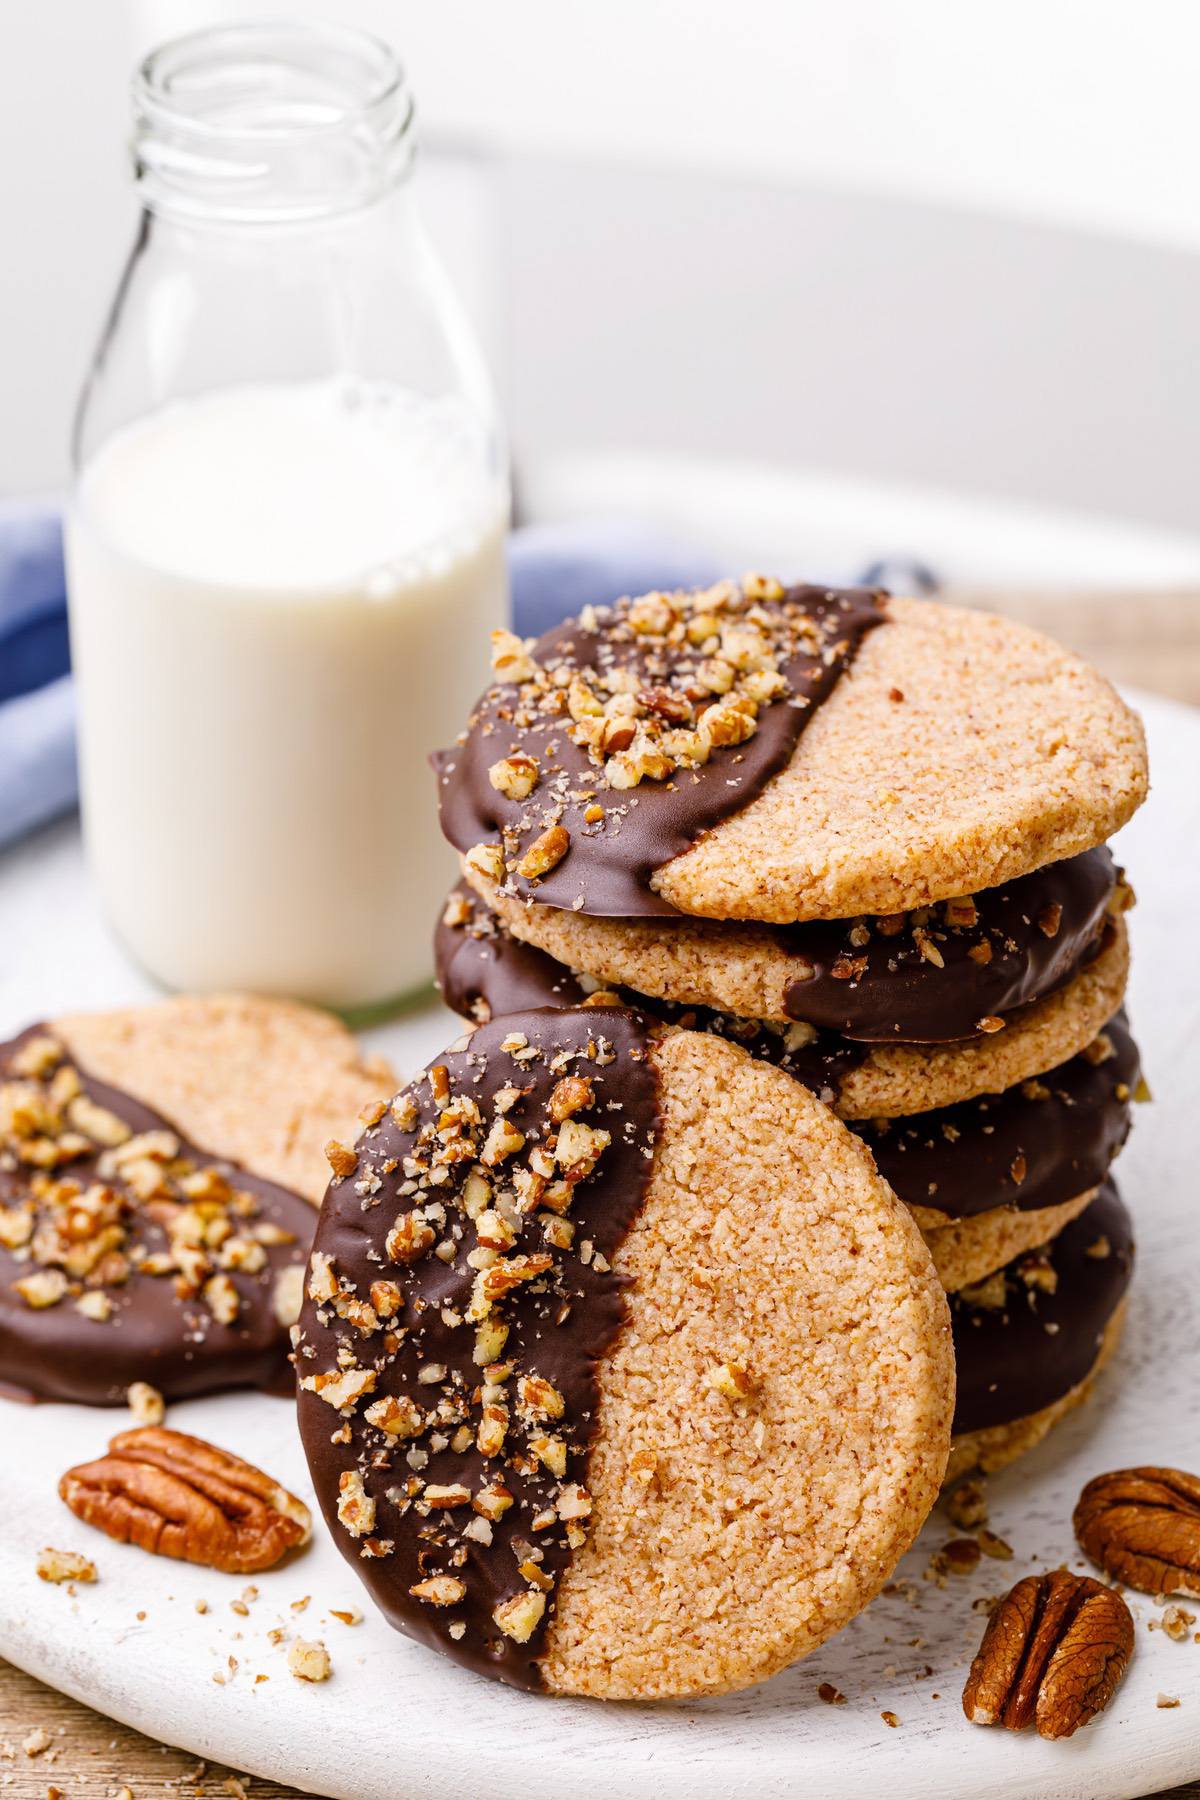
[133,22,414,227]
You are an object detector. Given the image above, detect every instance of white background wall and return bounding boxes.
[3,1,1200,568]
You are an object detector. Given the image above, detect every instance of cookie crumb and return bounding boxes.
[127,1380,165,1427]
[287,1639,331,1682]
[943,1477,988,1530]
[36,1547,97,1585]
[1162,1606,1196,1642]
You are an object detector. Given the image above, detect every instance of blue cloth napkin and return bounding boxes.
[0,498,76,847]
[0,508,718,852]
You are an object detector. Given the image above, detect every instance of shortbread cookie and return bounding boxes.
[435,583,1147,923]
[296,1009,953,1698]
[947,1182,1132,1478]
[923,1190,1098,1293]
[437,883,1131,1121]
[853,1011,1140,1226]
[57,994,393,1203]
[836,924,1128,1119]
[436,884,866,1105]
[946,1303,1127,1484]
[465,848,1123,1043]
[0,1000,392,1406]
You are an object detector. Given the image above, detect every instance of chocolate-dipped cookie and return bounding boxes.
[854,1012,1140,1225]
[295,1008,953,1698]
[946,1181,1134,1480]
[437,890,1140,1295]
[435,583,1146,924]
[0,999,391,1406]
[437,882,1133,1125]
[460,848,1128,1043]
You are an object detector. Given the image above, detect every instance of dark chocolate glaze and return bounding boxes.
[295,1008,660,1691]
[435,890,594,1018]
[852,1012,1139,1220]
[0,1025,313,1407]
[435,884,865,1106]
[780,849,1117,1042]
[952,1181,1133,1436]
[433,583,885,918]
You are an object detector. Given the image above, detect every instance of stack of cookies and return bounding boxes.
[431,580,1148,1484]
[293,576,1147,1699]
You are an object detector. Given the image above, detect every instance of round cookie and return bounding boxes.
[464,847,1123,1042]
[946,1182,1133,1479]
[836,922,1128,1119]
[922,1189,1098,1294]
[0,999,393,1406]
[438,881,1132,1121]
[946,1303,1128,1485]
[853,1011,1139,1227]
[655,598,1147,921]
[295,1008,953,1699]
[57,993,393,1204]
[436,584,1146,924]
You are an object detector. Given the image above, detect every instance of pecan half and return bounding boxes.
[59,1426,311,1574]
[962,1569,1133,1740]
[1074,1466,1200,1596]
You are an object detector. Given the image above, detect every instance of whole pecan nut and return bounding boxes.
[1074,1466,1200,1597]
[59,1426,311,1574]
[963,1569,1134,1740]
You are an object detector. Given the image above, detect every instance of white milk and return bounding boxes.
[66,379,508,1010]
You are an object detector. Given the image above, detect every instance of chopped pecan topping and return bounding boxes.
[324,1140,358,1181]
[1,1032,306,1359]
[516,824,570,881]
[487,753,540,801]
[410,1575,466,1607]
[962,1569,1133,1739]
[457,578,874,893]
[293,1012,659,1683]
[494,1589,546,1642]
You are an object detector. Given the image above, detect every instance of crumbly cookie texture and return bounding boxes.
[467,863,853,1021]
[465,890,1129,1122]
[539,1029,953,1699]
[834,919,1128,1119]
[650,596,1147,921]
[464,853,1126,1039]
[945,1302,1127,1484]
[921,1190,1097,1292]
[55,995,394,1205]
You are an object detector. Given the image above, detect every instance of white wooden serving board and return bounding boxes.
[1,692,1198,1800]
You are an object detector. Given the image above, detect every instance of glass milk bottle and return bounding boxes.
[66,23,509,1014]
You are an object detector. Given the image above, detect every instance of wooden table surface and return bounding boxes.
[3,586,1198,1798]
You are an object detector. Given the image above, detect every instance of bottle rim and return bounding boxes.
[133,20,415,223]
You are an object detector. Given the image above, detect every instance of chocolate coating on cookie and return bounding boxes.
[781,849,1118,1041]
[295,1009,660,1691]
[0,1026,313,1406]
[853,1011,1139,1220]
[951,1181,1133,1435]
[436,887,595,1018]
[436,885,865,1105]
[434,579,884,919]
